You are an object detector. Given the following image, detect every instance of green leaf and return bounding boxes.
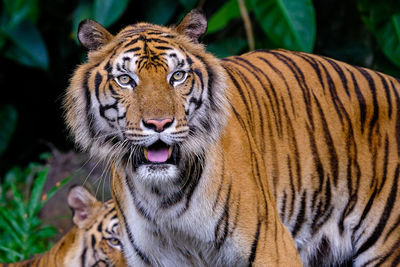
[207,0,240,35]
[0,207,25,248]
[10,183,26,226]
[144,0,179,25]
[93,0,130,28]
[0,245,23,259]
[252,0,316,52]
[3,0,39,27]
[0,105,17,157]
[358,1,400,67]
[3,19,49,69]
[27,166,49,217]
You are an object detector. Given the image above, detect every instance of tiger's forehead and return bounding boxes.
[117,23,176,39]
[110,29,188,74]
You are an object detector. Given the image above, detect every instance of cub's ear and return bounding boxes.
[175,9,207,43]
[67,185,99,228]
[78,19,113,51]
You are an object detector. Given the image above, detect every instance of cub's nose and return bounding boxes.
[143,118,173,132]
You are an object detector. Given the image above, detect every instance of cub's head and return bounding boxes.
[64,10,228,184]
[67,186,125,266]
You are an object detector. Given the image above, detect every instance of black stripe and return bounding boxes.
[214,181,232,249]
[295,52,325,89]
[306,123,324,193]
[356,67,379,143]
[125,47,141,53]
[319,61,345,124]
[83,70,96,139]
[180,155,205,213]
[353,186,378,241]
[313,92,339,185]
[224,67,254,126]
[348,68,367,133]
[81,246,87,266]
[248,220,261,266]
[279,191,287,223]
[378,136,390,193]
[193,54,218,112]
[323,56,351,97]
[286,155,296,221]
[355,164,399,256]
[377,72,392,118]
[91,234,96,248]
[212,158,225,211]
[154,46,173,50]
[292,191,307,237]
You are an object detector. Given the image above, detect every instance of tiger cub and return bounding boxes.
[0,186,125,267]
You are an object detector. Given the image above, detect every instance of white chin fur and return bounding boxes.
[136,164,180,185]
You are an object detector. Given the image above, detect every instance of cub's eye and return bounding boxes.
[116,74,133,86]
[107,238,122,249]
[170,71,187,85]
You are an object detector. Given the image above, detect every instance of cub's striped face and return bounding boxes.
[67,186,124,267]
[81,200,123,267]
[66,15,227,185]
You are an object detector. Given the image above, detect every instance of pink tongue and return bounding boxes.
[147,147,169,162]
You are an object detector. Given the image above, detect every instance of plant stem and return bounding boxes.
[238,0,255,51]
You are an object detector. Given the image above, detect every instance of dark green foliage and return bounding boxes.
[358,0,400,67]
[0,156,71,263]
[1,0,48,70]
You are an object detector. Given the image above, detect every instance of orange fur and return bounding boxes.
[64,9,400,266]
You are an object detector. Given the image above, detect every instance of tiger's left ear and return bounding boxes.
[78,19,113,51]
[176,9,207,43]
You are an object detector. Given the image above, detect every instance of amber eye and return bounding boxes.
[117,74,132,86]
[170,71,186,85]
[107,238,121,249]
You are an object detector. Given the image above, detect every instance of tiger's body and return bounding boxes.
[0,186,124,267]
[65,10,400,266]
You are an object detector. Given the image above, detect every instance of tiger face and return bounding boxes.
[65,10,228,186]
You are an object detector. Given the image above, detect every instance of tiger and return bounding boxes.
[0,186,125,267]
[64,8,400,266]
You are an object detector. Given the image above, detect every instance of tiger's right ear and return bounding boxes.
[78,19,113,51]
[67,185,99,228]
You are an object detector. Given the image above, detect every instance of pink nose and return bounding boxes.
[143,118,173,132]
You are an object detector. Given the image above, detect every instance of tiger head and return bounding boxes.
[66,186,124,266]
[64,10,228,185]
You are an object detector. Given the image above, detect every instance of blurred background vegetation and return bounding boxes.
[0,0,399,262]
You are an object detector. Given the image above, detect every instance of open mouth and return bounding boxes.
[135,141,179,166]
